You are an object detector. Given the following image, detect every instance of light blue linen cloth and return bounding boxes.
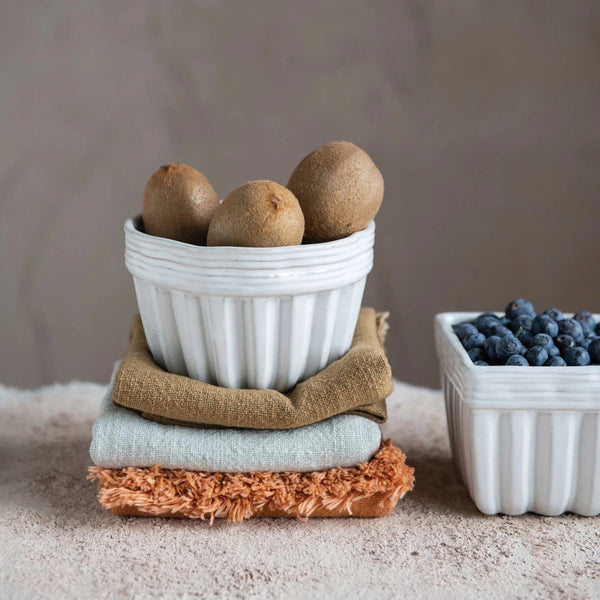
[90,364,382,473]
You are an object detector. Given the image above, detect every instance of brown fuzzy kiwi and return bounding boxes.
[142,163,219,245]
[287,141,384,242]
[206,180,304,247]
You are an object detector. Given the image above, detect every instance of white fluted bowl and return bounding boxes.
[125,215,374,391]
[435,311,600,516]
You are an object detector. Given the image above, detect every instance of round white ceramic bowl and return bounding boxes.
[124,215,375,391]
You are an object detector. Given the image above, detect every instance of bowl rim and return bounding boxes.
[125,213,374,295]
[125,214,375,255]
[436,311,600,374]
[435,311,600,410]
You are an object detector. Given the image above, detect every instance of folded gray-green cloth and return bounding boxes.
[90,364,382,473]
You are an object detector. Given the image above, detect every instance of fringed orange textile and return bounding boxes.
[88,440,414,522]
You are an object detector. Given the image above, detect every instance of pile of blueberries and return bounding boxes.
[454,299,600,366]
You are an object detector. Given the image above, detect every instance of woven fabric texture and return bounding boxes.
[112,307,391,429]
[89,364,382,473]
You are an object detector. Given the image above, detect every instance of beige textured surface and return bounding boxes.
[1,379,599,599]
[2,1,600,389]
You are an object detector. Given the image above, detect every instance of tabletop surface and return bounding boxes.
[1,378,598,599]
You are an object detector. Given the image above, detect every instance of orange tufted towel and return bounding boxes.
[88,440,414,522]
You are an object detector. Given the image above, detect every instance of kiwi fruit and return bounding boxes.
[142,163,219,245]
[287,141,384,242]
[206,180,304,247]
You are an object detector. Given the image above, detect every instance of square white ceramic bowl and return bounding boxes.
[125,215,375,391]
[435,312,600,516]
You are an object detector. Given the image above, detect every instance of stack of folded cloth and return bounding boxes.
[88,307,414,521]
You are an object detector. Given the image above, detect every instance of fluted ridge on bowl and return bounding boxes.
[134,278,366,390]
[444,373,600,516]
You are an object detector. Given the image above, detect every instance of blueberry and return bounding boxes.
[510,314,533,333]
[589,339,600,364]
[526,346,549,366]
[583,336,599,350]
[547,345,560,358]
[488,323,512,338]
[542,308,564,322]
[476,315,501,336]
[462,332,486,351]
[531,314,559,338]
[454,322,478,340]
[516,329,534,348]
[500,317,511,327]
[574,311,596,336]
[581,333,600,352]
[475,312,499,329]
[506,355,528,366]
[468,347,486,363]
[531,333,554,351]
[558,319,584,344]
[505,298,535,320]
[484,335,501,363]
[545,356,567,366]
[496,335,525,362]
[563,347,591,366]
[555,334,575,352]
[474,360,490,366]
[596,322,600,336]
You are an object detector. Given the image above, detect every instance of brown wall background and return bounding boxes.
[2,1,600,389]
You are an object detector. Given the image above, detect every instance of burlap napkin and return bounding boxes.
[112,307,392,429]
[88,440,415,521]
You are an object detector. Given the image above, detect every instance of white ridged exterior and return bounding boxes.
[436,312,600,516]
[125,216,374,391]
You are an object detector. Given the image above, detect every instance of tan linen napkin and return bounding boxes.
[112,308,392,430]
[87,440,415,521]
